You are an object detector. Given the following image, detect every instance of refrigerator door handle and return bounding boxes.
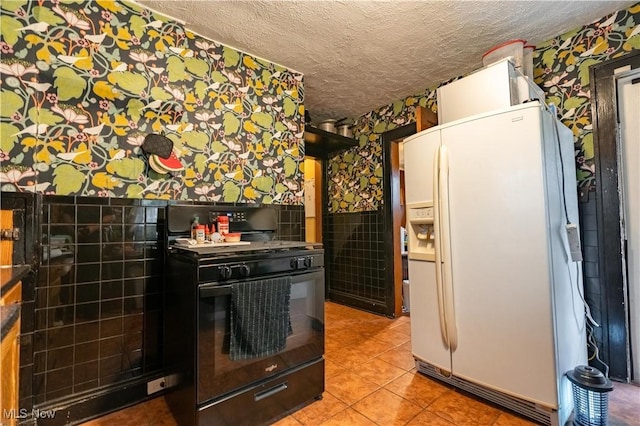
[439,145,458,351]
[433,145,450,349]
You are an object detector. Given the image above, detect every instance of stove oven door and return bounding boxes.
[196,269,324,404]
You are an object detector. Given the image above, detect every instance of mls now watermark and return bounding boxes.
[3,408,56,420]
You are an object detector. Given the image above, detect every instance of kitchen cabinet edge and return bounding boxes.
[0,266,29,300]
[304,126,357,158]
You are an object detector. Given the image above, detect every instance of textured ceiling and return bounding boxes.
[138,0,635,123]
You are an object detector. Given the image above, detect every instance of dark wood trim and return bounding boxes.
[328,291,387,316]
[382,123,417,318]
[391,140,403,318]
[590,50,640,381]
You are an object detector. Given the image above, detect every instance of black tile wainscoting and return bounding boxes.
[21,195,305,425]
[31,196,166,424]
[275,206,306,241]
[324,209,387,315]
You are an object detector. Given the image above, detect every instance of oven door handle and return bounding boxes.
[199,284,232,298]
[198,269,324,299]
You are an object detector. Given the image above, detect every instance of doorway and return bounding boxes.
[381,107,438,317]
[382,124,416,318]
[590,50,640,381]
[617,68,640,384]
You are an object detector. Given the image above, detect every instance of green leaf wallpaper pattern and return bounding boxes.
[0,0,305,204]
[327,2,639,213]
[534,3,640,190]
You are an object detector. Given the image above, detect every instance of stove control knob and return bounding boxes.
[239,264,250,277]
[304,257,313,268]
[218,265,232,279]
[291,257,305,270]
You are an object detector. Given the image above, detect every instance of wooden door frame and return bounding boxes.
[382,123,417,317]
[381,107,439,317]
[590,50,640,380]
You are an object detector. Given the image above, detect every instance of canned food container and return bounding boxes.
[217,216,229,235]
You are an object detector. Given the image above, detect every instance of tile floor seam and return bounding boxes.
[347,403,385,426]
[432,410,458,425]
[324,386,377,407]
[404,396,432,425]
[403,406,427,426]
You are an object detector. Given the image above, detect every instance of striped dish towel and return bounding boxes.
[229,277,292,360]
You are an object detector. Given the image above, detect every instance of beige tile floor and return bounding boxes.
[82,301,639,426]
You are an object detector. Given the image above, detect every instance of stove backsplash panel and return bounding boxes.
[166,203,304,241]
[168,204,277,235]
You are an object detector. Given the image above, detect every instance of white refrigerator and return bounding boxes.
[404,102,587,426]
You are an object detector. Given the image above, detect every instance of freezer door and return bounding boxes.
[403,129,440,205]
[442,104,559,407]
[404,129,452,372]
[408,259,452,372]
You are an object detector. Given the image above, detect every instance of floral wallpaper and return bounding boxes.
[328,2,639,213]
[0,0,305,204]
[328,92,438,213]
[535,3,640,189]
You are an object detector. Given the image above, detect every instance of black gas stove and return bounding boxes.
[164,204,325,426]
[170,242,324,282]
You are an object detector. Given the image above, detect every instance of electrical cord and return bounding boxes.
[544,102,571,224]
[550,111,571,225]
[579,263,610,376]
[574,262,599,328]
[587,320,610,377]
[568,261,585,334]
